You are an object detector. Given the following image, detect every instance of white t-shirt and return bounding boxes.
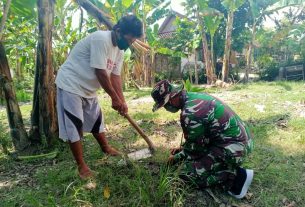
[55,31,124,98]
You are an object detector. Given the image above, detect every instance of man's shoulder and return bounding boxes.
[90,30,111,41]
[186,91,213,100]
[181,93,214,120]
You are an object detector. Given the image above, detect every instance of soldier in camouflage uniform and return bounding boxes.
[151,80,254,199]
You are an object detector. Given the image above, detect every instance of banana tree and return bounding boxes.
[53,0,81,69]
[221,0,245,82]
[0,0,33,151]
[191,34,201,84]
[146,21,187,85]
[5,16,37,80]
[203,13,223,75]
[243,0,303,82]
[30,0,58,146]
[184,0,219,84]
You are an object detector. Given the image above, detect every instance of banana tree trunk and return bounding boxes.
[210,37,215,76]
[244,24,256,83]
[201,30,214,84]
[151,53,156,86]
[31,0,58,146]
[222,11,234,83]
[0,42,30,151]
[16,49,21,79]
[194,49,199,84]
[187,56,192,83]
[198,14,214,84]
[0,0,12,40]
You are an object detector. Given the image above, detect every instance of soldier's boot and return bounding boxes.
[228,167,254,199]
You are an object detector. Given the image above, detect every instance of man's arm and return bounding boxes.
[95,69,123,112]
[111,73,125,102]
[111,73,128,114]
[172,112,209,162]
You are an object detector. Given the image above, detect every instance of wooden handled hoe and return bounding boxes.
[123,113,156,160]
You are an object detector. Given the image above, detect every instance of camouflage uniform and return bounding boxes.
[173,91,253,189]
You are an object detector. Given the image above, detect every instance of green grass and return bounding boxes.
[1,81,305,206]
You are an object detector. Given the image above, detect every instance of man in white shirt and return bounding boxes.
[55,15,143,179]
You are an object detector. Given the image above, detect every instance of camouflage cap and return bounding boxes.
[151,80,183,112]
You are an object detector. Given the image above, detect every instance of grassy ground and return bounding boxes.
[1,81,305,207]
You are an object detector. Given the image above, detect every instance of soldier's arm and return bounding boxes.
[173,149,187,161]
[177,111,211,154]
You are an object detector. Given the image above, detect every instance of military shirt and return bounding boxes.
[174,91,253,161]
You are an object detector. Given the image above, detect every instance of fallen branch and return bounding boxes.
[16,150,58,161]
[205,188,222,204]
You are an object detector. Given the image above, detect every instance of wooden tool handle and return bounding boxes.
[124,113,156,153]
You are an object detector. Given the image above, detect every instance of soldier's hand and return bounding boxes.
[170,147,182,155]
[167,155,175,165]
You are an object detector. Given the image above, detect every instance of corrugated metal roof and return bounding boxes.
[158,31,175,38]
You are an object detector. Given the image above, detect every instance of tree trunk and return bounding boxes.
[16,49,21,79]
[210,37,215,76]
[187,57,192,84]
[222,11,234,83]
[0,42,30,151]
[144,54,152,86]
[244,24,256,83]
[201,30,214,84]
[151,53,156,86]
[195,10,214,84]
[0,0,12,40]
[31,0,58,146]
[194,49,198,84]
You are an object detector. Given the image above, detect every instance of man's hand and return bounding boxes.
[110,74,127,115]
[121,102,128,115]
[111,97,124,113]
[96,69,123,113]
[170,147,182,155]
[111,98,128,116]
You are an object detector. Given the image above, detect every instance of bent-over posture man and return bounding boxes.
[151,80,254,199]
[55,15,143,179]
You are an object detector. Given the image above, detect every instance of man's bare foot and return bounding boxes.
[78,164,93,180]
[102,146,121,156]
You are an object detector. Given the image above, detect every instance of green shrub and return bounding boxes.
[13,75,33,102]
[182,70,207,84]
[155,71,170,83]
[257,55,279,81]
[13,74,34,91]
[0,115,10,154]
[16,89,32,102]
[183,79,205,92]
